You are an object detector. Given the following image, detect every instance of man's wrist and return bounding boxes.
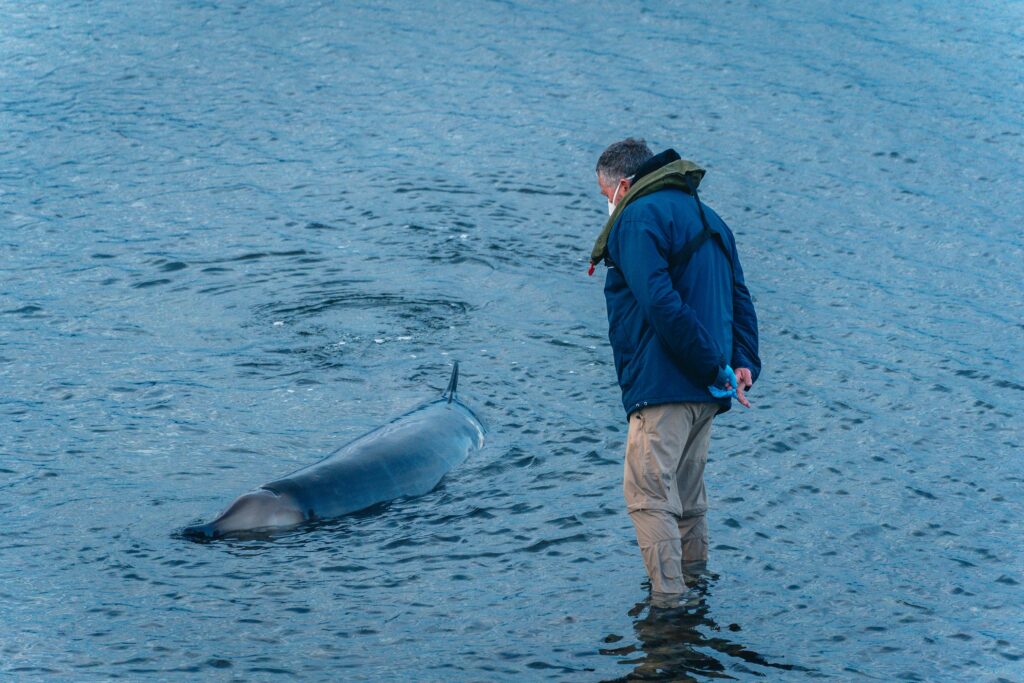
[708,357,727,386]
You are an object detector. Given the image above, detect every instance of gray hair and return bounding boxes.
[596,137,653,184]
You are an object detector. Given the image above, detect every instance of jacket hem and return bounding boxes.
[624,395,729,419]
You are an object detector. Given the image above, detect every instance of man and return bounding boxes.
[590,138,761,606]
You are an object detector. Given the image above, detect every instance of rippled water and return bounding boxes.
[3,1,1022,680]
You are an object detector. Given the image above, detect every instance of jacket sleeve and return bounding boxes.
[610,216,725,386]
[729,238,761,383]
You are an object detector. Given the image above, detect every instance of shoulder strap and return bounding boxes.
[668,228,714,271]
[668,181,732,275]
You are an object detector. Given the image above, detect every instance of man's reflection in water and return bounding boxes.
[600,574,800,682]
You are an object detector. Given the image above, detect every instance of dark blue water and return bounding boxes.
[3,1,1022,680]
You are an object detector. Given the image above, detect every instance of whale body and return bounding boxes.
[183,364,483,539]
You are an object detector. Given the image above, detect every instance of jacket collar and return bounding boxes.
[590,149,706,271]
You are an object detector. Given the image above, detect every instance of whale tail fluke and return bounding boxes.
[443,362,459,403]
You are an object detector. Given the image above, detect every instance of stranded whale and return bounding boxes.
[183,363,483,539]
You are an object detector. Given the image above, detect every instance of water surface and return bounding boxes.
[2,1,1022,680]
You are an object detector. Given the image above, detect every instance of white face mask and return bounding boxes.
[607,181,624,216]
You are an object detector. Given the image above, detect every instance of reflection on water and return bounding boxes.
[602,577,801,682]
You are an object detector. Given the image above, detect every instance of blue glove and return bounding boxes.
[708,364,737,399]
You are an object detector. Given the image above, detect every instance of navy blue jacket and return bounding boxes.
[604,188,760,417]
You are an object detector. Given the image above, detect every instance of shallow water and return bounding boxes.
[2,1,1022,680]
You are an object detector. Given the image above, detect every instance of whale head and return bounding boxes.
[183,488,305,539]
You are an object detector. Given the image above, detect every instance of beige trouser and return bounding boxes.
[624,402,717,597]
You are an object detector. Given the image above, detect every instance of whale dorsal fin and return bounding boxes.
[442,362,459,403]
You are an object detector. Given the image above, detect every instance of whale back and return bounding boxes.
[262,399,484,519]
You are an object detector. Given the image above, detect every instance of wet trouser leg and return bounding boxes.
[624,402,716,598]
[678,515,709,578]
[676,404,716,572]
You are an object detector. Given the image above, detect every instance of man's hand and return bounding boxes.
[734,367,753,408]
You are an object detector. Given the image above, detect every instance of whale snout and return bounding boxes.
[184,488,305,540]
